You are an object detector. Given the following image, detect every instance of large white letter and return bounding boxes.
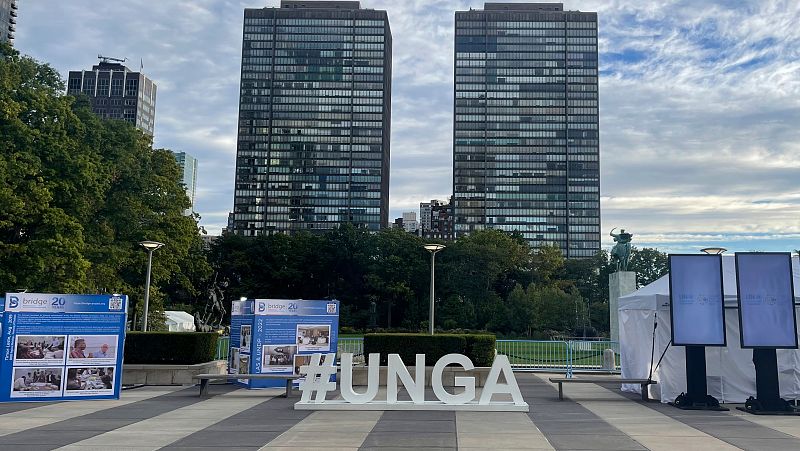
[479,354,525,405]
[432,354,475,404]
[340,352,380,403]
[387,354,425,404]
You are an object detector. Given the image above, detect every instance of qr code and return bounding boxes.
[109,298,123,310]
[326,303,337,314]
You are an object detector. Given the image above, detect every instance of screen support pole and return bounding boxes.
[671,345,727,410]
[738,349,798,415]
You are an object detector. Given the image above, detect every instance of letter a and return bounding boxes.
[479,355,526,406]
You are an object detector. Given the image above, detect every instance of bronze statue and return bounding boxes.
[195,272,228,332]
[610,228,633,271]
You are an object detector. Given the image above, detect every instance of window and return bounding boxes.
[111,79,123,96]
[97,78,110,96]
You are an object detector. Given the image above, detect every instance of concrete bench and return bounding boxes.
[549,377,656,401]
[193,373,301,397]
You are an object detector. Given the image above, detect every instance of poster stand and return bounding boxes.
[737,349,799,415]
[667,254,727,411]
[735,252,800,415]
[672,346,726,410]
[230,299,339,389]
[1,293,128,403]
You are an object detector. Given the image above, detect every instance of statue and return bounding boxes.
[610,228,633,271]
[195,272,228,332]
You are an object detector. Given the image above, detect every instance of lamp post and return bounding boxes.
[700,247,727,255]
[423,244,446,335]
[139,240,165,332]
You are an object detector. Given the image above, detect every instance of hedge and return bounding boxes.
[364,333,496,366]
[124,332,219,364]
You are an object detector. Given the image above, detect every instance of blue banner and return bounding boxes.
[230,299,339,388]
[1,293,127,402]
[669,255,726,346]
[735,253,798,349]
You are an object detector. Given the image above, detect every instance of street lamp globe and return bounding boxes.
[139,240,165,251]
[700,247,727,255]
[424,244,446,253]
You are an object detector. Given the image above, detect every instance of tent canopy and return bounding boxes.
[619,255,800,311]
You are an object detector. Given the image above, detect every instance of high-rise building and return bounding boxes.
[0,0,17,45]
[232,1,392,236]
[424,199,454,241]
[452,3,600,258]
[172,151,198,212]
[420,199,448,235]
[66,58,157,136]
[401,211,418,234]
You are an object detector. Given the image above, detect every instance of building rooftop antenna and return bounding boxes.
[97,54,127,64]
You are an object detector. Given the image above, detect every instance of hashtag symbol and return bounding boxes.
[298,353,337,403]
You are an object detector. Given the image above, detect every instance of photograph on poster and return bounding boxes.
[65,367,114,394]
[293,354,330,380]
[11,367,64,398]
[238,354,250,378]
[296,325,331,351]
[240,325,252,353]
[261,345,297,373]
[14,335,66,365]
[67,335,118,366]
[229,348,240,374]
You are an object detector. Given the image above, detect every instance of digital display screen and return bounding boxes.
[736,253,798,349]
[669,255,726,346]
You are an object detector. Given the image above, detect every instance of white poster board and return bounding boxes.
[669,254,726,346]
[736,253,798,349]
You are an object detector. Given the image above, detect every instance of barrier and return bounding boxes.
[216,336,230,360]
[335,337,618,376]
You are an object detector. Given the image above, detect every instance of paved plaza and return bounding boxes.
[0,373,798,450]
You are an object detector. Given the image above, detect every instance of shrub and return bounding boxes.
[364,333,496,366]
[124,332,218,364]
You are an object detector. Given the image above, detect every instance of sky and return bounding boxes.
[14,0,800,254]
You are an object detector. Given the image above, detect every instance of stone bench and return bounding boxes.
[549,377,656,401]
[193,373,301,397]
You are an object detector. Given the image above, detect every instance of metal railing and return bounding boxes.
[497,339,620,375]
[215,336,230,360]
[217,335,618,376]
[338,337,365,364]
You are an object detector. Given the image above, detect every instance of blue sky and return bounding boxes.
[14,0,800,254]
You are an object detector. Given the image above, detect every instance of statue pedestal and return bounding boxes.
[609,271,636,343]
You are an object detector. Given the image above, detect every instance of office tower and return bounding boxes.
[66,57,157,136]
[420,199,448,234]
[172,151,198,212]
[453,3,600,257]
[0,0,17,44]
[232,1,392,236]
[401,211,418,234]
[425,199,454,241]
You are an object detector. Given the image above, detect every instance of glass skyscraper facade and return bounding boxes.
[453,2,600,257]
[0,0,16,45]
[232,1,392,236]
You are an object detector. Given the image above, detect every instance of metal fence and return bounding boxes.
[497,339,620,375]
[215,336,230,361]
[218,336,618,376]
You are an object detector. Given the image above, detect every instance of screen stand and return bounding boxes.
[737,349,800,415]
[671,345,727,411]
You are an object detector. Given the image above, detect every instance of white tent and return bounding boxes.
[619,255,800,403]
[164,311,196,332]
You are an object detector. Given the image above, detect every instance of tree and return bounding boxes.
[0,44,210,329]
[628,247,668,287]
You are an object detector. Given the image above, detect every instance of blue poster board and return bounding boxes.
[229,299,339,388]
[1,293,128,402]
